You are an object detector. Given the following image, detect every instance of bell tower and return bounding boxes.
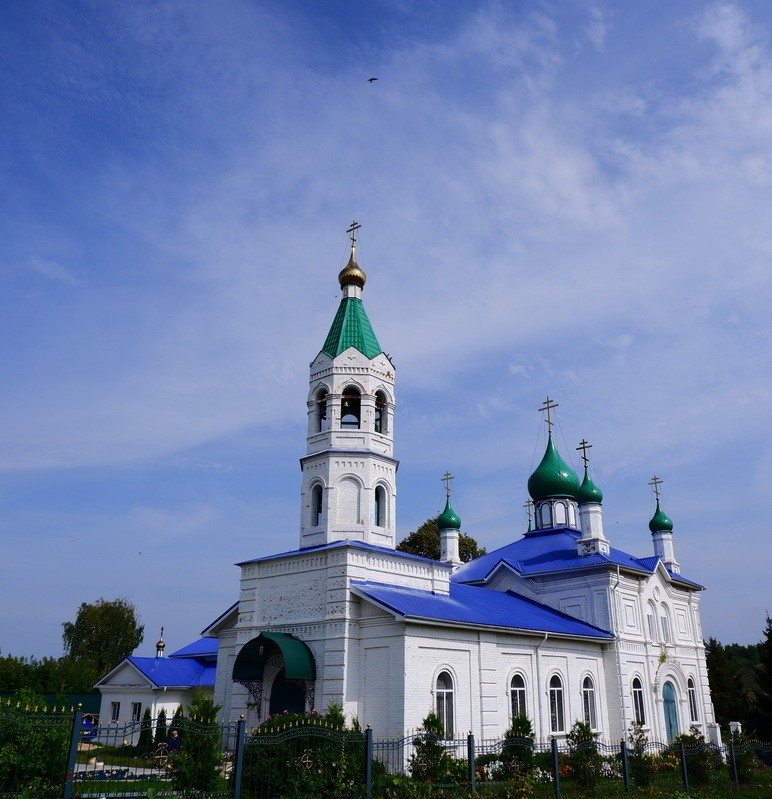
[299,222,398,549]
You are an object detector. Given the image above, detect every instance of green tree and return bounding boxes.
[396,518,486,562]
[62,597,144,677]
[705,637,751,731]
[750,614,772,740]
[138,707,153,752]
[154,707,167,747]
[171,691,224,793]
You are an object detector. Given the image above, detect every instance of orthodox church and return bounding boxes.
[98,225,718,746]
[209,226,717,745]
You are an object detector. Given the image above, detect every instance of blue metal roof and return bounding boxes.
[237,538,437,567]
[124,657,215,688]
[170,637,218,659]
[351,580,614,639]
[453,528,703,589]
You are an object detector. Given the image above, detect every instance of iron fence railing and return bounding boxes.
[1,700,771,799]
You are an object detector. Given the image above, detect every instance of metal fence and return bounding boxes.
[2,701,771,799]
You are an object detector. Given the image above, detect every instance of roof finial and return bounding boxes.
[648,475,663,501]
[155,626,166,658]
[347,220,361,256]
[577,439,592,468]
[524,499,533,532]
[338,221,366,290]
[538,396,559,433]
[441,471,454,497]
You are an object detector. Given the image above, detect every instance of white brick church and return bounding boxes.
[98,226,718,745]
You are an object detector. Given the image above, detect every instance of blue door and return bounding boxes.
[663,681,679,742]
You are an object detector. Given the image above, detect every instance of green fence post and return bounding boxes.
[620,738,630,794]
[468,733,476,793]
[729,739,739,789]
[679,741,689,793]
[365,725,373,799]
[232,717,246,799]
[62,704,83,799]
[552,737,561,799]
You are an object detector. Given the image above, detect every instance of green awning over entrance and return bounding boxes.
[232,632,316,681]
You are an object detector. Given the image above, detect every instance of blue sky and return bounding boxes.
[1,0,771,659]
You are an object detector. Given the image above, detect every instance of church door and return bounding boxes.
[269,669,305,715]
[663,681,679,742]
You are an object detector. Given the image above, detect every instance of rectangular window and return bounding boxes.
[647,614,656,640]
[110,702,121,722]
[661,615,670,643]
[131,702,142,722]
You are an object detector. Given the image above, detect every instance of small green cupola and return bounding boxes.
[527,433,580,501]
[576,467,603,505]
[648,500,673,533]
[437,496,461,530]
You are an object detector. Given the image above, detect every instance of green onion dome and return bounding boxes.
[649,500,673,533]
[437,496,461,530]
[576,467,603,505]
[527,433,580,501]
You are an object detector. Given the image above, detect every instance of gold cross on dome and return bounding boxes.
[441,471,454,497]
[346,220,361,247]
[648,475,663,500]
[538,396,559,432]
[577,439,592,468]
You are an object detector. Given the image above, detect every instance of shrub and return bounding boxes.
[170,691,226,793]
[671,725,722,788]
[627,720,655,787]
[566,720,602,792]
[408,712,465,784]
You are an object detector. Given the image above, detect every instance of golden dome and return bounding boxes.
[338,249,366,289]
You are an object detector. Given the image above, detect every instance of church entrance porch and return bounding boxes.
[232,631,316,725]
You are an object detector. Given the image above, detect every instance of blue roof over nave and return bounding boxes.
[452,527,703,589]
[351,580,614,639]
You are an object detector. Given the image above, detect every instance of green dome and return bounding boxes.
[649,500,673,533]
[437,496,461,530]
[576,467,603,505]
[527,433,580,501]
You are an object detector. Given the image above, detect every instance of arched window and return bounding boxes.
[554,502,567,525]
[646,602,657,641]
[435,671,454,738]
[660,605,672,643]
[549,675,565,733]
[510,674,527,719]
[568,504,577,528]
[374,486,385,527]
[316,390,328,432]
[374,391,387,434]
[539,503,552,529]
[312,485,323,526]
[632,677,646,725]
[341,387,361,429]
[687,677,699,722]
[582,676,597,729]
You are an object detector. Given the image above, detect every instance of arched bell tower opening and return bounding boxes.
[232,632,316,724]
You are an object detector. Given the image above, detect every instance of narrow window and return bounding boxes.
[661,614,670,643]
[312,485,323,526]
[647,614,656,640]
[435,671,454,738]
[131,702,142,722]
[374,486,385,527]
[374,391,387,434]
[341,387,361,429]
[110,702,121,722]
[554,502,567,525]
[549,675,565,733]
[582,676,597,729]
[510,674,527,719]
[540,503,552,529]
[316,390,328,432]
[687,677,699,722]
[632,677,645,725]
[568,504,577,528]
